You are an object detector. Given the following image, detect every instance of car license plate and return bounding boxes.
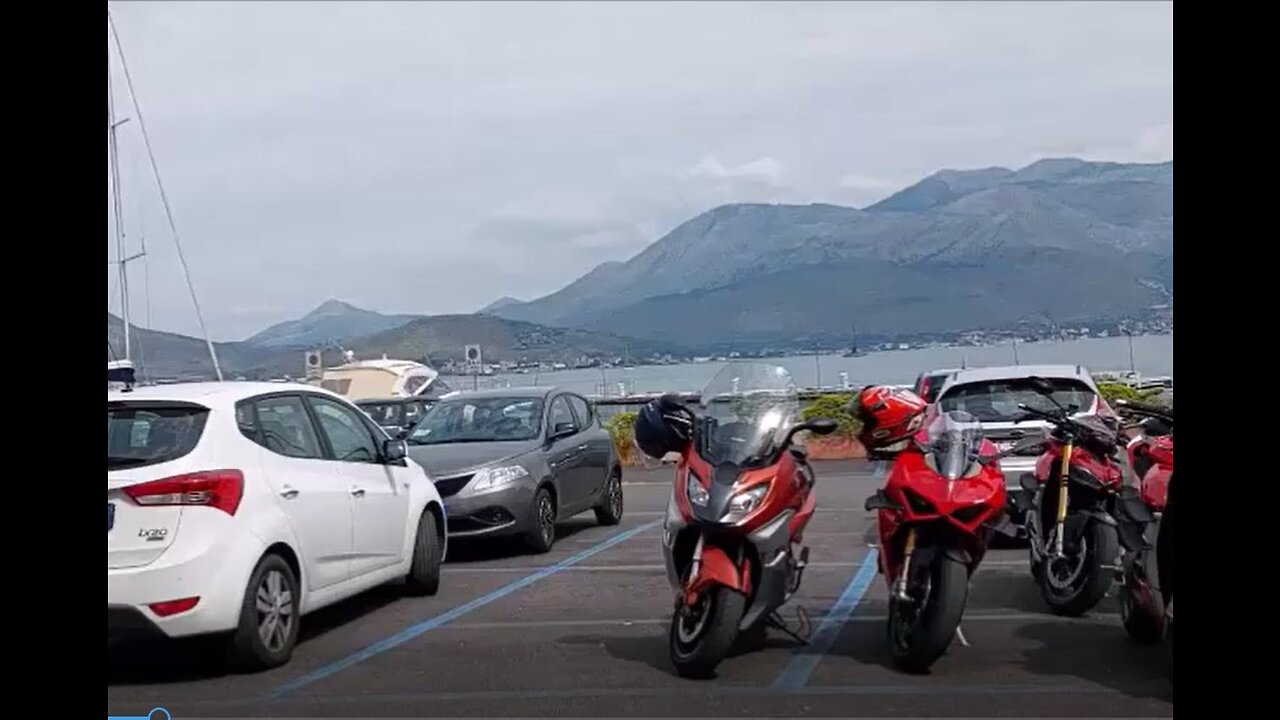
[108,503,115,532]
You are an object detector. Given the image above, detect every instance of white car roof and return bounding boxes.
[937,364,1099,394]
[107,381,348,409]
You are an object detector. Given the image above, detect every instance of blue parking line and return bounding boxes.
[770,548,879,690]
[770,461,885,691]
[268,518,662,700]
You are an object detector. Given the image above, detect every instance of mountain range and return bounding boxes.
[110,307,682,380]
[110,157,1173,377]
[490,157,1172,348]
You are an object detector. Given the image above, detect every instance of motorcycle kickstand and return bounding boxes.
[954,624,971,648]
[765,607,812,646]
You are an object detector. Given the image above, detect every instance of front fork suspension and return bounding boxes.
[892,528,917,602]
[1049,442,1074,559]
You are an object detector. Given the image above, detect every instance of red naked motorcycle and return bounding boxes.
[1008,378,1126,617]
[1112,401,1174,667]
[864,406,1039,673]
[636,362,836,678]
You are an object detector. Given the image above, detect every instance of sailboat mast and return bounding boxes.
[108,38,130,360]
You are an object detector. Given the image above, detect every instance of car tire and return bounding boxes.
[524,486,557,554]
[593,468,624,526]
[227,553,300,672]
[404,508,442,597]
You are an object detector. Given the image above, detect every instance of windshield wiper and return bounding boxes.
[107,456,149,469]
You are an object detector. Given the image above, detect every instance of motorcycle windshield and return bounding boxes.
[924,409,984,480]
[697,362,800,469]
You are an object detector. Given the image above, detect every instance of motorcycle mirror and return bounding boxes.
[783,417,838,447]
[802,418,839,436]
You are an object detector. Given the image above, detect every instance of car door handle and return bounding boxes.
[279,485,300,499]
[577,444,589,451]
[350,486,366,498]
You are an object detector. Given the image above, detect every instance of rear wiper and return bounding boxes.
[106,457,148,469]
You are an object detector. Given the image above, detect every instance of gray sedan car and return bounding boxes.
[405,387,623,553]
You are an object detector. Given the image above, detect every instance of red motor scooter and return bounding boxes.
[864,406,1040,673]
[1112,401,1174,660]
[642,362,837,678]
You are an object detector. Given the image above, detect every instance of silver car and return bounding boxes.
[931,365,1113,535]
[404,387,623,554]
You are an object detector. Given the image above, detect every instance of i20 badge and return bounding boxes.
[138,527,168,542]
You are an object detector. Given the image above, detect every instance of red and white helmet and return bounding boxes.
[852,385,928,451]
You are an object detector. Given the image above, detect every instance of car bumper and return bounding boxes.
[443,482,537,538]
[107,518,268,639]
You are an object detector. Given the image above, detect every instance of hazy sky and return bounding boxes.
[107,1,1172,341]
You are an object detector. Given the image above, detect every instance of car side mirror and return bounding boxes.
[552,422,577,439]
[383,438,407,463]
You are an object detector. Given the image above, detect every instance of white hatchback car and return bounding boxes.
[108,382,446,670]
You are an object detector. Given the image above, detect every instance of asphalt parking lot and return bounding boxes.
[108,460,1173,718]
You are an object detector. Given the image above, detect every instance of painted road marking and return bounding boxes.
[771,461,885,690]
[444,560,868,573]
[770,549,879,690]
[267,518,662,700]
[416,611,1118,632]
[226,681,1136,711]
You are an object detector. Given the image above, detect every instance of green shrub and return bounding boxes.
[605,411,637,464]
[1097,382,1168,408]
[800,393,861,437]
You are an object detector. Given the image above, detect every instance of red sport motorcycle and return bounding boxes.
[1008,378,1125,616]
[865,407,1040,673]
[1112,400,1174,669]
[643,363,836,678]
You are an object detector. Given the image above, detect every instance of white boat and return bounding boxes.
[315,353,453,401]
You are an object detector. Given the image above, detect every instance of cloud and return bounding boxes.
[687,156,783,186]
[107,1,1172,339]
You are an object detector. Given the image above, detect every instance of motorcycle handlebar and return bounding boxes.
[1016,403,1064,424]
[1115,400,1173,424]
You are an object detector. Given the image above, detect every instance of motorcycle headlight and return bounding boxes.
[471,465,529,492]
[685,472,709,507]
[722,485,769,521]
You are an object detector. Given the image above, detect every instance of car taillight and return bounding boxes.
[124,470,244,515]
[149,596,200,617]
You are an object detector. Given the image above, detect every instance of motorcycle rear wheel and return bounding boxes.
[669,586,746,679]
[888,553,969,674]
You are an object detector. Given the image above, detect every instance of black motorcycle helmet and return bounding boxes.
[634,394,693,459]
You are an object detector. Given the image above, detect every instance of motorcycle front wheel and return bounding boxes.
[888,553,969,674]
[1040,519,1118,617]
[669,585,746,679]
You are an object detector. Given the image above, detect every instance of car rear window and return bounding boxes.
[937,377,1095,423]
[107,402,210,470]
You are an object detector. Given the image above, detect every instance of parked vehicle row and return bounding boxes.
[635,362,1173,680]
[109,381,624,670]
[111,361,1171,681]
